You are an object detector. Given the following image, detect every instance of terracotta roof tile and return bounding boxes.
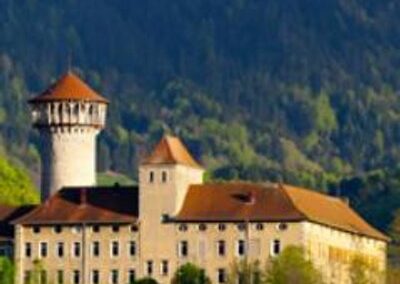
[28,72,108,104]
[175,182,388,241]
[142,135,203,168]
[282,184,388,241]
[175,182,304,222]
[13,186,138,225]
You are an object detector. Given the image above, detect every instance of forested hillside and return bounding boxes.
[1,0,400,232]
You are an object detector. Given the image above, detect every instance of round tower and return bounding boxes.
[29,72,108,201]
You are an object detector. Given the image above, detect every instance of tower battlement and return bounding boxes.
[29,72,108,201]
[31,101,107,129]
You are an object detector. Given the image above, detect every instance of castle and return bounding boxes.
[0,72,388,284]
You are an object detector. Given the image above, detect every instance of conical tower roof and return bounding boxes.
[142,135,203,169]
[29,72,108,104]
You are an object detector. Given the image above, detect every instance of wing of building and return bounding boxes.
[1,72,388,284]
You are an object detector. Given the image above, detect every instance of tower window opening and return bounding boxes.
[149,171,154,183]
[161,171,167,183]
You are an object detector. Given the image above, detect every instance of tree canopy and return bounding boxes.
[265,246,324,284]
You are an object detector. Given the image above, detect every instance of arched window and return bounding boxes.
[74,104,79,116]
[89,104,94,115]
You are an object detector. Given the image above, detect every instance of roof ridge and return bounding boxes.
[142,135,203,168]
[163,135,177,162]
[29,72,108,104]
[277,183,308,220]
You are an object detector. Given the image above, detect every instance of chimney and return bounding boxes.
[80,188,87,206]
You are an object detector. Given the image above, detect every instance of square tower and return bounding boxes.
[138,135,204,273]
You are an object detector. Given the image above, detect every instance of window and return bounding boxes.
[218,224,226,231]
[25,242,32,258]
[199,224,207,231]
[237,240,246,256]
[179,241,188,257]
[33,226,40,234]
[54,225,62,234]
[73,242,81,258]
[57,270,64,284]
[110,269,119,284]
[130,225,138,233]
[277,223,288,231]
[92,241,100,257]
[237,223,246,231]
[72,226,82,234]
[39,242,48,258]
[271,239,281,256]
[128,269,136,284]
[56,242,64,258]
[91,270,100,284]
[217,240,226,256]
[161,260,169,276]
[178,224,188,232]
[149,171,154,183]
[129,241,136,257]
[73,270,80,284]
[218,268,226,283]
[112,225,120,233]
[256,223,264,231]
[111,241,119,257]
[146,261,153,276]
[161,171,167,183]
[92,225,100,233]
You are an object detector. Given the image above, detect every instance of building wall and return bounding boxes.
[138,163,204,282]
[14,221,386,284]
[303,222,387,284]
[39,127,99,201]
[15,224,139,284]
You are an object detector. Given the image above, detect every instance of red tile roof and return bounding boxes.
[0,205,36,240]
[142,135,203,168]
[174,182,388,241]
[28,72,108,104]
[13,186,138,225]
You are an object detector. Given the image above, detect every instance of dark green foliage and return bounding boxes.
[171,263,211,284]
[0,257,14,284]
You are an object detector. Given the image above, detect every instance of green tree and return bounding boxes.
[0,257,14,284]
[265,246,324,284]
[171,263,211,284]
[228,260,263,284]
[27,259,46,284]
[349,255,384,284]
[0,154,38,205]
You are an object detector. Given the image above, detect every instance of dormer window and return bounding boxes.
[161,171,167,183]
[149,171,154,183]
